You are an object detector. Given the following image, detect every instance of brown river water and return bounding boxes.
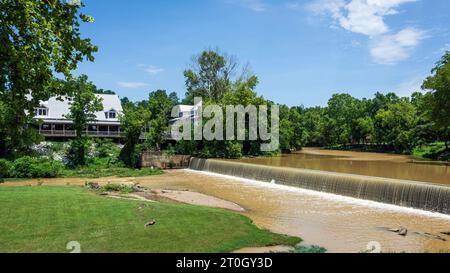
[234,148,450,185]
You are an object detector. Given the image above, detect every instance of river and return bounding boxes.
[233,148,450,185]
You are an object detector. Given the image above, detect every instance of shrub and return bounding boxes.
[168,161,176,169]
[85,182,100,190]
[0,159,11,179]
[225,142,243,159]
[95,139,120,158]
[9,157,64,178]
[65,138,92,168]
[102,183,123,192]
[101,183,137,194]
[291,245,327,253]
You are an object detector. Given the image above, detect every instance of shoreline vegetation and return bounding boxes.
[322,143,450,163]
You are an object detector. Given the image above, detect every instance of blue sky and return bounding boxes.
[75,0,450,107]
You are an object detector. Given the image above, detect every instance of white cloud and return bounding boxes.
[139,65,164,75]
[370,28,426,64]
[307,0,416,37]
[225,0,267,12]
[306,0,345,21]
[306,0,425,64]
[117,82,149,89]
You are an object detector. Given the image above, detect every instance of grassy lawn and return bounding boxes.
[0,186,300,253]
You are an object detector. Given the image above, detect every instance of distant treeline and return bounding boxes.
[293,53,450,154]
[294,91,438,152]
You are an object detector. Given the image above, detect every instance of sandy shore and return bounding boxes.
[135,189,245,212]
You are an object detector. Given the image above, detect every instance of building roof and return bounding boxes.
[35,94,123,125]
[174,100,203,113]
[177,105,196,112]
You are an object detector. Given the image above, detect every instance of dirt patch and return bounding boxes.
[135,189,245,212]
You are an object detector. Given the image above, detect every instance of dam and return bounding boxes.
[189,158,450,215]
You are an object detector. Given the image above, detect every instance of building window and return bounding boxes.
[36,108,48,116]
[105,110,117,119]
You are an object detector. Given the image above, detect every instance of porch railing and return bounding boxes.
[39,130,122,138]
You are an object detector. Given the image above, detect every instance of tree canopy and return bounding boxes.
[0,0,97,158]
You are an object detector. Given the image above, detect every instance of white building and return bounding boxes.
[34,94,123,138]
[168,101,202,140]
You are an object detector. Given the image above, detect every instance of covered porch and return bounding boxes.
[39,123,122,138]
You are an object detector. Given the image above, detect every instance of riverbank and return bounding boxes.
[0,185,300,253]
[323,143,450,163]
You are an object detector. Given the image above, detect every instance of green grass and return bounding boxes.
[60,167,164,179]
[0,186,300,253]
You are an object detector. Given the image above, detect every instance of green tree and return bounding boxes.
[64,75,103,166]
[354,116,374,144]
[279,106,306,152]
[0,101,7,156]
[183,50,237,103]
[301,107,327,146]
[119,103,147,168]
[145,90,179,151]
[422,52,450,149]
[0,0,97,158]
[326,94,361,145]
[375,100,417,151]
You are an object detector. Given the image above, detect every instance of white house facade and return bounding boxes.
[168,101,202,140]
[34,94,123,138]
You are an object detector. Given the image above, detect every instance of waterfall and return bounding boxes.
[189,158,450,215]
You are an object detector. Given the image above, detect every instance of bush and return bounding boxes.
[225,142,243,159]
[87,156,123,169]
[95,139,121,158]
[9,157,64,178]
[0,159,11,179]
[168,161,176,169]
[102,183,123,192]
[101,183,137,194]
[291,245,327,253]
[119,143,142,168]
[65,138,92,168]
